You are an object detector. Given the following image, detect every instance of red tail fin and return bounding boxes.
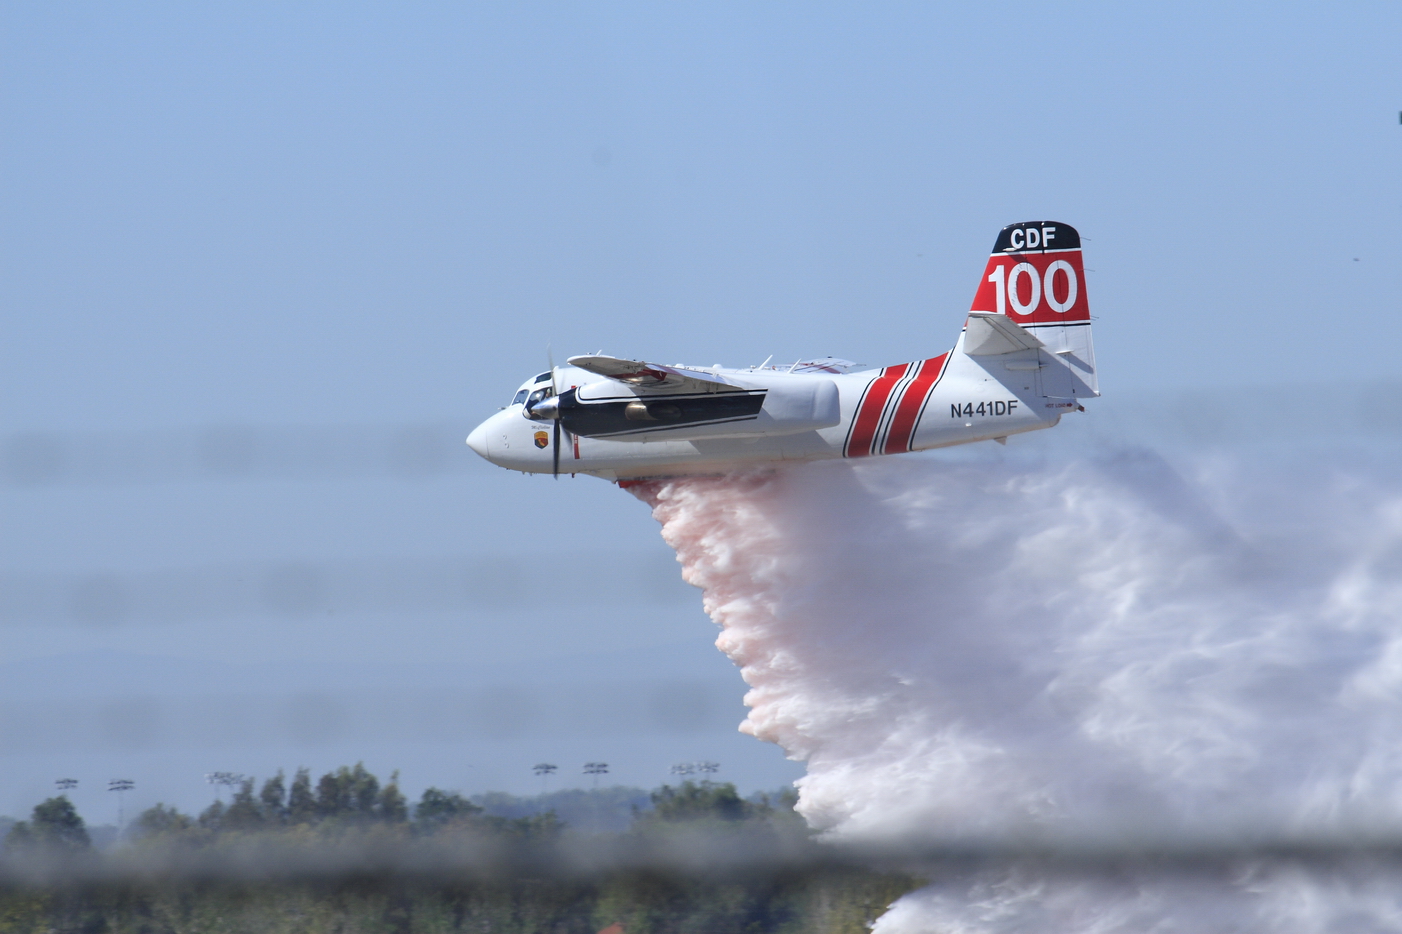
[970,222,1089,324]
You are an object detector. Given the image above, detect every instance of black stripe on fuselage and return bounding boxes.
[559,388,767,438]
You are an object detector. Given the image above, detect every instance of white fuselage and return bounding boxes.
[466,326,1092,481]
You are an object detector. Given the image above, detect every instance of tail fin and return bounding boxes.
[968,221,1098,399]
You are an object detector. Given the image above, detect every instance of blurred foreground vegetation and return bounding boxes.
[0,765,919,934]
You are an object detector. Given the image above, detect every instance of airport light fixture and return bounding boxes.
[204,771,245,802]
[583,762,609,789]
[108,779,135,831]
[696,761,720,775]
[670,762,696,777]
[532,763,558,794]
[55,778,78,794]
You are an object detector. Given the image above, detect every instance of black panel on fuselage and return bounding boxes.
[559,388,766,438]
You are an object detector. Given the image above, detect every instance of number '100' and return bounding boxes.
[986,262,1078,315]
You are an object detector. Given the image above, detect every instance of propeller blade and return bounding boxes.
[548,345,560,478]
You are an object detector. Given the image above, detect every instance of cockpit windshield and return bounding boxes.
[511,374,553,408]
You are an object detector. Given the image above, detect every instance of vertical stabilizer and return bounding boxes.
[969,221,1098,399]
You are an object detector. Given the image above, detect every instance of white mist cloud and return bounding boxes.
[630,447,1402,930]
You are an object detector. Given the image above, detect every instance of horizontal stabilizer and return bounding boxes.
[568,355,735,392]
[963,312,1045,356]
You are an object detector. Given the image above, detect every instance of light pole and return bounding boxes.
[583,762,609,789]
[108,779,134,831]
[532,763,558,795]
[670,762,695,779]
[55,778,78,796]
[696,761,720,776]
[204,771,245,803]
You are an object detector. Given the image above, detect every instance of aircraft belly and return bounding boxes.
[478,405,848,478]
[574,432,842,479]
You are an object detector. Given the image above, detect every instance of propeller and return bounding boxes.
[525,348,566,477]
[548,348,561,478]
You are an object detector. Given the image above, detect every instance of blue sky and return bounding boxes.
[1,2,1399,819]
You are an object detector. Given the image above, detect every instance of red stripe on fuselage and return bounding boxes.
[881,354,949,454]
[845,363,909,457]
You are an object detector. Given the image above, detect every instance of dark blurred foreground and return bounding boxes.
[15,766,1402,933]
[0,765,917,934]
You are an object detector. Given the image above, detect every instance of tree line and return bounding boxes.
[0,764,919,934]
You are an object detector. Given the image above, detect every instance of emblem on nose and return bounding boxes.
[534,431,550,449]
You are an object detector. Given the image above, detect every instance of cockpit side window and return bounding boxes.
[511,389,528,406]
[525,387,551,409]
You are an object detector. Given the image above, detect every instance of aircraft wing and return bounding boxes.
[567,355,735,392]
[790,357,859,374]
[963,312,1045,355]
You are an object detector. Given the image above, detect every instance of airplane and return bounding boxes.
[466,221,1098,482]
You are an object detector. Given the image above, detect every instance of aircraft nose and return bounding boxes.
[465,421,491,459]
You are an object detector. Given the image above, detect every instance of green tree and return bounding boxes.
[647,781,749,823]
[134,804,193,837]
[7,797,91,851]
[198,799,225,830]
[413,788,482,834]
[316,763,380,821]
[2,821,34,850]
[287,768,317,824]
[259,771,287,824]
[222,779,264,830]
[482,811,565,840]
[377,770,408,823]
[747,787,805,827]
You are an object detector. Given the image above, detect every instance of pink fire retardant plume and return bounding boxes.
[629,450,1402,932]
